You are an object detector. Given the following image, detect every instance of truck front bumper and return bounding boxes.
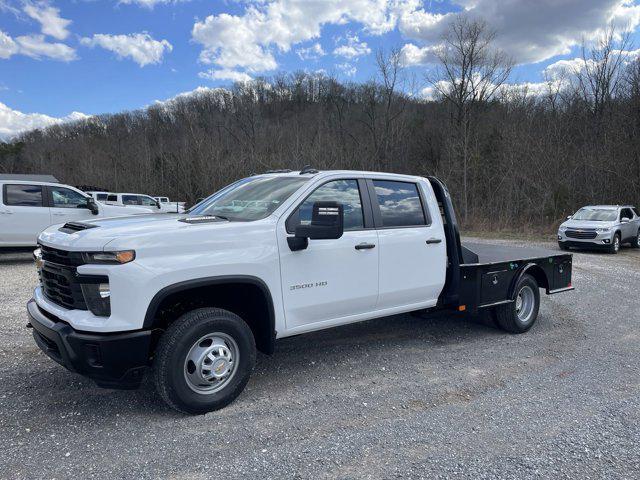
[27,299,155,389]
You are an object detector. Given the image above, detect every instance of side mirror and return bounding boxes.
[566,215,572,220]
[155,200,162,209]
[621,217,630,223]
[287,201,344,251]
[86,198,99,215]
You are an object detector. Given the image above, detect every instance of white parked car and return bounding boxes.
[0,180,151,248]
[105,193,162,212]
[153,196,186,213]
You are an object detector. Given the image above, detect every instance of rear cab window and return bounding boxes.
[2,184,44,207]
[371,180,428,228]
[122,195,139,205]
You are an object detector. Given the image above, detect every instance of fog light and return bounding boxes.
[603,239,610,244]
[98,283,110,299]
[81,283,111,317]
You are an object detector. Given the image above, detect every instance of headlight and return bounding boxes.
[81,282,111,316]
[559,226,567,232]
[82,250,135,264]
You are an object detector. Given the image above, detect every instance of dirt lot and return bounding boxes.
[0,239,639,479]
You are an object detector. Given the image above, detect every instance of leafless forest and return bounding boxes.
[1,19,639,230]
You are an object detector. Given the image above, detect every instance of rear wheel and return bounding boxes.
[631,230,640,249]
[153,308,256,414]
[608,233,621,254]
[493,274,540,334]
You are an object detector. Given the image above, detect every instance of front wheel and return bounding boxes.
[608,233,621,254]
[493,274,540,334]
[153,308,256,414]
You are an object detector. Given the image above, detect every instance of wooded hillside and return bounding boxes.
[2,20,639,230]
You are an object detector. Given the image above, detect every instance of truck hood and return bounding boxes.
[38,213,232,251]
[561,219,616,230]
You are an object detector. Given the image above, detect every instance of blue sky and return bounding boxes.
[1,0,640,138]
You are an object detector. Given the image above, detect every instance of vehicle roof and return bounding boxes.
[112,192,154,196]
[0,174,59,182]
[256,169,425,182]
[580,205,635,209]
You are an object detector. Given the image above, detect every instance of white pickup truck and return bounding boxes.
[0,180,150,248]
[154,196,186,214]
[27,170,574,414]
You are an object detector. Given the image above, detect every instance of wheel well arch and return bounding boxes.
[510,263,550,297]
[144,276,276,355]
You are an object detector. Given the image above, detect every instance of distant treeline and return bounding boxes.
[1,19,639,231]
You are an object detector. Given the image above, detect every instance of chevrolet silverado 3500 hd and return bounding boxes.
[27,170,574,414]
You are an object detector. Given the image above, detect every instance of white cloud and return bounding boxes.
[118,0,190,8]
[399,0,640,65]
[296,43,325,61]
[23,2,72,40]
[0,101,88,140]
[81,33,172,67]
[14,34,77,61]
[192,0,420,73]
[198,68,252,83]
[336,62,356,77]
[399,43,440,66]
[333,33,370,59]
[0,30,18,59]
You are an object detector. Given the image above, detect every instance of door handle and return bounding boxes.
[355,243,376,250]
[52,213,67,216]
[0,210,13,215]
[426,238,442,244]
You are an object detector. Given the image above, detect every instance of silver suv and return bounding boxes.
[558,205,640,253]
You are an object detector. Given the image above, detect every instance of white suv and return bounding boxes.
[0,180,150,247]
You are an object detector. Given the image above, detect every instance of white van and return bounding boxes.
[0,180,150,247]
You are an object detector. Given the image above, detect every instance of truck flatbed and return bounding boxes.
[461,242,565,265]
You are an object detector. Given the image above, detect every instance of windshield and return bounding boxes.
[572,208,617,221]
[188,176,309,221]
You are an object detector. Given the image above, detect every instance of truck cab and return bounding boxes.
[27,170,573,414]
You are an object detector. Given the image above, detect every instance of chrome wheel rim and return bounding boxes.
[637,232,640,248]
[515,285,535,324]
[184,332,239,394]
[614,236,620,251]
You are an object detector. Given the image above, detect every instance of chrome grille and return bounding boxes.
[565,229,597,240]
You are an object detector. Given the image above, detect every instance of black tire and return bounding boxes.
[608,233,621,254]
[153,308,256,414]
[558,242,568,251]
[493,274,540,334]
[631,230,640,249]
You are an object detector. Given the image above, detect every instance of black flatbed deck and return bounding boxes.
[462,242,565,265]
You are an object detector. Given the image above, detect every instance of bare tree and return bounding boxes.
[426,15,513,220]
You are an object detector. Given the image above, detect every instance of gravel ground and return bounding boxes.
[0,239,639,479]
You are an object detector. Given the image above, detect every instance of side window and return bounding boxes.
[51,187,87,208]
[372,180,427,228]
[140,196,157,206]
[122,195,139,205]
[632,208,639,217]
[3,184,44,207]
[96,194,107,201]
[288,179,364,232]
[620,208,632,220]
[106,194,118,202]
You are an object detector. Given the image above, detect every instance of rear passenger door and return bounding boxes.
[0,184,51,246]
[368,179,447,310]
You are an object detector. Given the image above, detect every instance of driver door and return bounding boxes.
[48,186,94,224]
[278,179,379,331]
